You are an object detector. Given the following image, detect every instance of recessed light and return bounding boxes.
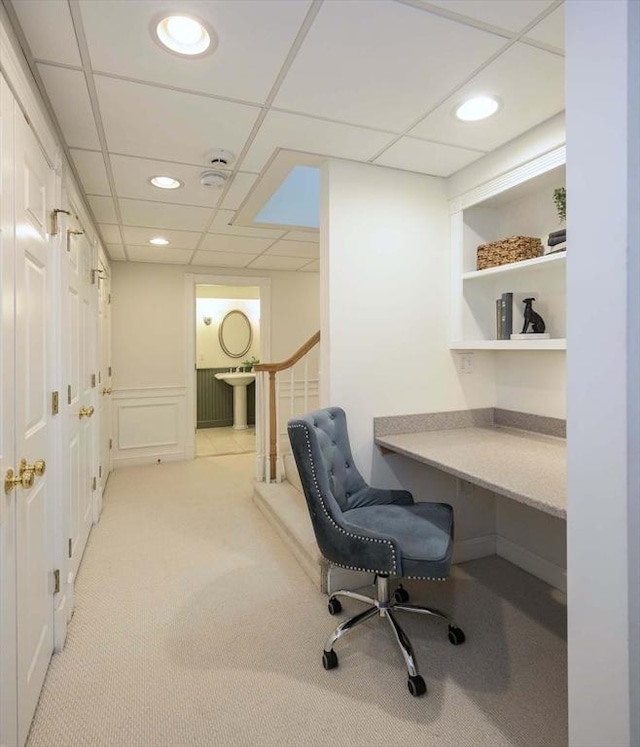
[149,237,170,246]
[149,175,183,190]
[455,95,500,122]
[153,14,215,57]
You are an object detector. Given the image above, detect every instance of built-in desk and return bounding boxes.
[375,413,566,520]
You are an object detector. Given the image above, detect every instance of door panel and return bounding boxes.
[14,109,55,746]
[63,218,95,583]
[0,74,18,747]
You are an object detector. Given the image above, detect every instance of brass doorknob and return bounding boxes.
[79,406,95,419]
[101,387,112,395]
[4,467,35,494]
[20,458,46,477]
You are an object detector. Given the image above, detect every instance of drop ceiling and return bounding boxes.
[7,0,564,270]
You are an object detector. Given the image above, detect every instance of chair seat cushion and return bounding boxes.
[343,502,453,579]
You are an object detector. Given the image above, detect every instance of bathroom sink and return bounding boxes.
[215,372,256,387]
[214,372,256,429]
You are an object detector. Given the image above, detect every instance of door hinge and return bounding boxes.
[68,538,72,558]
[99,465,102,478]
[91,373,96,388]
[108,293,111,304]
[92,477,97,491]
[51,391,59,415]
[109,439,112,450]
[98,371,102,384]
[53,569,60,594]
[108,366,112,377]
[50,208,71,236]
[67,385,72,405]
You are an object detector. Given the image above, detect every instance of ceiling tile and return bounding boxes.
[70,149,111,196]
[37,64,100,149]
[95,76,261,165]
[221,173,258,210]
[265,240,318,259]
[122,226,201,250]
[283,229,319,241]
[127,246,194,264]
[409,43,564,151]
[424,0,554,32]
[374,137,483,176]
[191,252,255,268]
[249,255,309,271]
[242,111,393,173]
[79,0,312,103]
[273,0,504,131]
[105,244,126,260]
[210,210,286,239]
[97,224,122,244]
[199,234,274,255]
[109,154,228,208]
[299,259,319,272]
[12,0,81,66]
[525,6,564,50]
[88,195,117,224]
[118,198,213,231]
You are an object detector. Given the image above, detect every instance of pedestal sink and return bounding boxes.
[214,372,256,430]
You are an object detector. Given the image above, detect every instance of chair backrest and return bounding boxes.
[288,407,366,514]
[288,407,399,574]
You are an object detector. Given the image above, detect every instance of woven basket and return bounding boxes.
[476,235,543,270]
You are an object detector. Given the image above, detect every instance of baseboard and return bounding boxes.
[453,534,496,563]
[112,451,186,469]
[496,535,566,593]
[326,567,373,595]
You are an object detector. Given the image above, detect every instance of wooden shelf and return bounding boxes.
[450,339,566,351]
[462,251,566,281]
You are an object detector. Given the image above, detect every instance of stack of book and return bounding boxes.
[496,292,513,339]
[546,229,566,254]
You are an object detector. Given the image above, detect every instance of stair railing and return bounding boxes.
[254,331,320,482]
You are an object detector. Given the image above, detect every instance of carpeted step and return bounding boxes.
[253,479,329,592]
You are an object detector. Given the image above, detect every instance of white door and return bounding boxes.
[97,258,112,507]
[13,101,56,746]
[0,73,18,747]
[63,213,95,585]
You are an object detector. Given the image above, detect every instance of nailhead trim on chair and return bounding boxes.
[289,423,398,576]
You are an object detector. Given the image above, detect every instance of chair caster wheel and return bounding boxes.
[322,650,338,670]
[393,586,410,603]
[407,674,427,697]
[448,626,466,645]
[327,597,342,615]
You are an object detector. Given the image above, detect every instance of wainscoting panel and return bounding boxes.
[197,368,255,429]
[113,387,187,467]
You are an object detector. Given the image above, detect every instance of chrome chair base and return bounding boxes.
[322,575,465,697]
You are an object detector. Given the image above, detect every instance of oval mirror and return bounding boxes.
[219,310,252,358]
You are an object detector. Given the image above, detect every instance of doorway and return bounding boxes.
[184,274,271,462]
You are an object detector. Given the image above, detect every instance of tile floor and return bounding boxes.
[196,426,256,457]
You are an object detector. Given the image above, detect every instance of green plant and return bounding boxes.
[553,187,566,224]
[241,356,260,371]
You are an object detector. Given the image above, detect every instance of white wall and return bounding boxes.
[566,2,640,745]
[321,159,495,553]
[111,262,319,389]
[110,261,319,466]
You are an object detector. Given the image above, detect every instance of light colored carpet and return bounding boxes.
[27,455,567,747]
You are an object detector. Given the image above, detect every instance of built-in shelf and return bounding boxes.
[462,251,566,282]
[450,339,566,351]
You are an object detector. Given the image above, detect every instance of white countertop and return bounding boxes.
[376,426,566,519]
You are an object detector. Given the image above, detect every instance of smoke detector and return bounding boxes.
[200,170,228,188]
[205,149,235,168]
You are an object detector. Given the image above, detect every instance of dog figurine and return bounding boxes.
[521,297,546,334]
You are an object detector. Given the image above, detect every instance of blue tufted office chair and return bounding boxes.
[288,406,465,697]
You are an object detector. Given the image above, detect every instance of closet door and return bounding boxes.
[0,73,18,747]
[97,257,112,506]
[63,214,95,584]
[13,107,56,746]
